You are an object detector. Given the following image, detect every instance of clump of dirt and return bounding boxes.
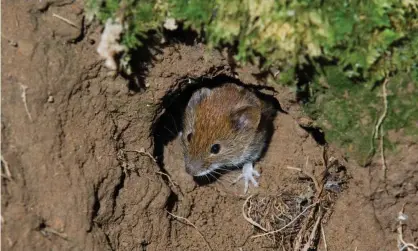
[2,1,418,251]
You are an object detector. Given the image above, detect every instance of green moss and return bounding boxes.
[385,72,418,136]
[305,66,417,165]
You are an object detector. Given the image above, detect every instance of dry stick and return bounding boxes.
[285,166,303,172]
[242,195,268,232]
[294,148,328,251]
[40,227,68,240]
[397,204,418,251]
[286,165,320,192]
[320,146,328,184]
[166,211,213,251]
[321,223,328,251]
[251,202,318,239]
[1,156,12,180]
[294,209,321,251]
[305,156,321,191]
[18,83,32,122]
[52,13,79,28]
[376,79,389,181]
[301,208,323,251]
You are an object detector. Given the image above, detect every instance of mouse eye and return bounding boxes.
[187,133,193,142]
[210,144,220,154]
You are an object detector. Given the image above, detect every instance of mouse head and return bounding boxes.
[181,85,261,177]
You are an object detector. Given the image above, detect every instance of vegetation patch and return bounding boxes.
[86,0,418,165]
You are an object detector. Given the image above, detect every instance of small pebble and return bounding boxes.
[8,40,18,47]
[48,96,54,103]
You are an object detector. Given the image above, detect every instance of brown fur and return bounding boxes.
[181,83,268,176]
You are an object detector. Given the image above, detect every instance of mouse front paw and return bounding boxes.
[233,162,260,194]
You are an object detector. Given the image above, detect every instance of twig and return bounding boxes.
[286,163,320,192]
[397,204,418,251]
[40,227,68,240]
[166,211,213,251]
[293,149,328,251]
[302,208,323,251]
[251,202,318,239]
[1,156,12,180]
[320,146,328,183]
[305,156,320,192]
[18,83,32,122]
[321,223,328,251]
[293,200,319,251]
[52,13,79,28]
[286,166,302,172]
[242,195,268,232]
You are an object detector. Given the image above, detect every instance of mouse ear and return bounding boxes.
[231,106,261,130]
[187,88,211,108]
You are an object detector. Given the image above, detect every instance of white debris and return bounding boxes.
[97,18,126,70]
[163,18,178,30]
[398,213,408,221]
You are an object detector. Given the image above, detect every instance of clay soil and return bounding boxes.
[2,1,417,250]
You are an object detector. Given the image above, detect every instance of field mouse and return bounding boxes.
[180,83,271,193]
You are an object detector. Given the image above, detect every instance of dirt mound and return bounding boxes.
[2,1,417,250]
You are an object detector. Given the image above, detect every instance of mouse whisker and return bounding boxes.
[169,113,181,134]
[163,126,178,137]
[216,167,235,175]
[204,173,211,183]
[228,164,242,171]
[207,172,219,181]
[208,172,232,186]
[211,170,226,178]
[211,171,234,184]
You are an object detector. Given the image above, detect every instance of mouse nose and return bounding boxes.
[185,159,203,176]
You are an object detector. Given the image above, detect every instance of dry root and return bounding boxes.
[1,156,12,180]
[397,204,418,251]
[243,193,316,249]
[242,147,346,250]
[166,211,213,251]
